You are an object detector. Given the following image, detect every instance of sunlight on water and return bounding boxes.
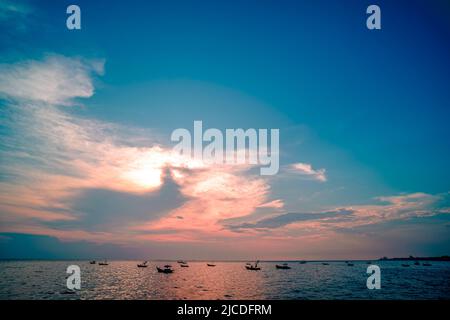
[0,261,449,299]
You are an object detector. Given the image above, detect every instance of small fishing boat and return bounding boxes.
[366,261,372,264]
[98,260,108,266]
[207,263,216,267]
[401,264,410,267]
[347,262,354,266]
[275,263,291,269]
[299,261,307,264]
[137,261,148,268]
[177,260,186,264]
[156,266,173,273]
[180,264,189,267]
[245,261,261,271]
[89,260,96,264]
[422,263,432,266]
[322,262,329,265]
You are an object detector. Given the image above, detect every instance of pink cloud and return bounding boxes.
[0,56,276,244]
[133,166,271,240]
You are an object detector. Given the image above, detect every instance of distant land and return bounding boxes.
[379,255,450,261]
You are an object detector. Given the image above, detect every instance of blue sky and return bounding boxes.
[0,0,449,259]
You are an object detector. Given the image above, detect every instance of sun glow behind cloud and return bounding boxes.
[0,55,278,245]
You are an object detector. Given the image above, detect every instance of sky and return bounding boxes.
[0,0,449,260]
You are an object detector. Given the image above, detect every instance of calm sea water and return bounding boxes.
[0,260,449,300]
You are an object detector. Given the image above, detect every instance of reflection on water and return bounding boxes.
[0,260,449,299]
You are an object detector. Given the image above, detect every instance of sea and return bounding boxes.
[0,260,449,300]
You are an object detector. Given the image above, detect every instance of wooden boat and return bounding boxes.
[98,260,108,266]
[180,264,189,267]
[137,261,148,268]
[207,263,216,267]
[156,266,173,273]
[275,263,291,269]
[89,260,96,264]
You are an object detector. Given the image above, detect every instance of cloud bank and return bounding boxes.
[0,54,448,259]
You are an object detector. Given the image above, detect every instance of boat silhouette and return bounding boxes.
[98,260,108,266]
[156,266,173,273]
[207,263,216,267]
[245,261,261,271]
[137,261,148,268]
[275,263,291,269]
[89,260,96,264]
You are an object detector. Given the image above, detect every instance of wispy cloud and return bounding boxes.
[229,209,354,230]
[288,162,327,182]
[0,55,104,105]
[0,0,36,39]
[0,0,31,23]
[229,192,450,233]
[257,199,284,209]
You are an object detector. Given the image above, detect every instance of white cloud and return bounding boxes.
[0,55,104,105]
[289,162,327,182]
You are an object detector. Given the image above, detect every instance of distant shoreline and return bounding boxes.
[378,255,450,262]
